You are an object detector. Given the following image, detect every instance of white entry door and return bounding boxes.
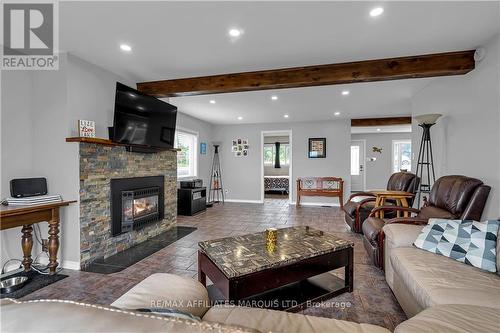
[350,140,366,192]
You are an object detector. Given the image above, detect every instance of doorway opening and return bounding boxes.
[261,130,292,204]
[350,122,412,193]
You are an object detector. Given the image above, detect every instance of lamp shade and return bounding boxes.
[414,114,442,125]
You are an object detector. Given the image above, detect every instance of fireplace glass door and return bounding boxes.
[121,186,161,232]
[133,195,158,219]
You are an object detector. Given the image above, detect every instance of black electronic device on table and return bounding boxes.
[10,178,47,198]
[180,179,203,189]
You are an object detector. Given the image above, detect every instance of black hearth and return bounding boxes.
[110,176,164,236]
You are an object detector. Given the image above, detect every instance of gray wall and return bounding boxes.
[213,120,350,205]
[411,33,500,219]
[351,132,412,190]
[1,53,134,270]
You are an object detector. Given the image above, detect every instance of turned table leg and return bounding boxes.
[47,209,60,275]
[21,225,33,272]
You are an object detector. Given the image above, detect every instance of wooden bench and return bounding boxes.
[296,177,344,208]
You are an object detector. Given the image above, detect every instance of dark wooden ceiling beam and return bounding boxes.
[137,50,475,97]
[351,117,412,127]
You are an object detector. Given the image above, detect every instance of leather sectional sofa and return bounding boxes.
[3,266,499,332]
[384,222,500,332]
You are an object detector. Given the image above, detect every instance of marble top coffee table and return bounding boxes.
[198,226,354,311]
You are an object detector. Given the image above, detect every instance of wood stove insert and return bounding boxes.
[110,176,164,236]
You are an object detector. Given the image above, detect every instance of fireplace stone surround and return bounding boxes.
[79,142,176,269]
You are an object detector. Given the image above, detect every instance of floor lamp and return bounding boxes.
[414,113,442,208]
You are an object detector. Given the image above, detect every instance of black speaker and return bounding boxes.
[10,178,47,198]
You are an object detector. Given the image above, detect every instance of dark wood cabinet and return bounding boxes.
[177,187,206,216]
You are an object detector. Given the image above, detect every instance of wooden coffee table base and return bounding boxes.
[198,247,353,312]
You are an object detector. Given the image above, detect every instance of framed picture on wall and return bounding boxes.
[308,138,326,158]
[200,142,207,155]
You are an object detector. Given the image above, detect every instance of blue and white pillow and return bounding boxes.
[414,219,499,273]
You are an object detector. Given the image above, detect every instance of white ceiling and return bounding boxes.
[59,1,500,124]
[169,78,429,124]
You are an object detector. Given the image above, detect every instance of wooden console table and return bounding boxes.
[0,201,76,275]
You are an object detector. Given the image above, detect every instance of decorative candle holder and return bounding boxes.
[266,228,278,252]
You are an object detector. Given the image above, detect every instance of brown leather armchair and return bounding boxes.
[362,175,491,268]
[343,172,419,233]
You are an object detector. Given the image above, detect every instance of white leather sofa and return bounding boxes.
[383,223,500,332]
[0,262,500,333]
[2,271,500,333]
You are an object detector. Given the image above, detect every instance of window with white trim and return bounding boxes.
[350,146,360,175]
[175,130,198,178]
[263,144,290,166]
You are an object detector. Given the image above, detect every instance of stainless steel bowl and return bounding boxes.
[0,276,28,294]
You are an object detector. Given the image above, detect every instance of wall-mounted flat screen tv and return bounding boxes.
[113,82,177,150]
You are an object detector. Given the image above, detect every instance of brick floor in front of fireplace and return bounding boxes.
[20,199,407,331]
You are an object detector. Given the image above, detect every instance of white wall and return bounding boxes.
[175,112,214,187]
[351,132,412,190]
[213,120,350,205]
[1,70,37,269]
[1,53,134,270]
[411,33,500,219]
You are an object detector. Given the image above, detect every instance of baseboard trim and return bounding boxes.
[224,199,264,204]
[2,258,80,275]
[37,258,80,271]
[290,201,340,207]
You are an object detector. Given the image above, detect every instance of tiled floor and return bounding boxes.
[21,198,406,331]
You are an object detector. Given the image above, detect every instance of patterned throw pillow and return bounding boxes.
[413,219,499,273]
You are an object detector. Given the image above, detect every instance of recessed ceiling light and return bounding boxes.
[342,90,350,96]
[209,100,216,104]
[237,116,243,120]
[228,28,242,37]
[377,128,381,131]
[284,114,289,118]
[271,95,278,101]
[370,7,384,17]
[120,44,132,52]
[334,111,341,116]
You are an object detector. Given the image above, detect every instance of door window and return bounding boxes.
[393,140,412,172]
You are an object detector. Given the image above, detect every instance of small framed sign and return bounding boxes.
[78,120,96,138]
[200,142,207,155]
[308,138,326,158]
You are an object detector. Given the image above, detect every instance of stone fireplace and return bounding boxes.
[78,142,176,269]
